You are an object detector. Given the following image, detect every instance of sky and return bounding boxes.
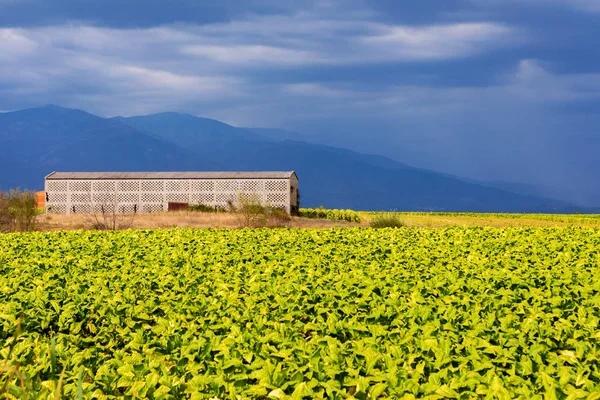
[1,0,599,205]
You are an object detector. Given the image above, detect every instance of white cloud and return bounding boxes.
[106,65,237,92]
[284,83,353,97]
[359,23,515,61]
[0,17,592,119]
[0,28,38,60]
[509,59,600,102]
[183,16,518,65]
[182,44,322,65]
[0,12,524,117]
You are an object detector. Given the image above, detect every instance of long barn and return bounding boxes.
[44,171,299,215]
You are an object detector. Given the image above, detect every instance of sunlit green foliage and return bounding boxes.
[1,227,600,398]
[362,212,600,225]
[0,189,40,233]
[299,208,361,222]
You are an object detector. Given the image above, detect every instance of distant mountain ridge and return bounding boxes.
[0,105,591,212]
[113,113,270,146]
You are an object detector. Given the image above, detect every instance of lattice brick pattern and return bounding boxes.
[215,193,236,203]
[166,193,190,202]
[93,181,116,192]
[267,192,287,206]
[240,180,263,191]
[117,181,140,192]
[48,193,67,203]
[93,193,117,204]
[265,180,287,192]
[215,180,239,192]
[117,193,140,203]
[166,180,189,192]
[141,180,164,192]
[142,192,164,203]
[191,193,215,204]
[70,193,91,203]
[47,181,67,192]
[190,180,214,192]
[69,181,92,192]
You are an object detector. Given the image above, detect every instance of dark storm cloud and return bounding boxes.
[0,0,238,27]
[0,0,599,205]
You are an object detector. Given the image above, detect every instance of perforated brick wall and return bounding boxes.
[45,178,292,214]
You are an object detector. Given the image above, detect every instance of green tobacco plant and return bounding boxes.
[299,207,361,222]
[1,227,600,397]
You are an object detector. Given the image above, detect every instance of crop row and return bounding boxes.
[298,208,361,222]
[1,227,600,398]
[360,211,600,225]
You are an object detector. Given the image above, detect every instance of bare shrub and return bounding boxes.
[84,198,136,231]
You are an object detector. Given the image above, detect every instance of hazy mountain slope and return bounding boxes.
[118,113,579,211]
[245,128,302,142]
[0,106,223,190]
[0,152,35,190]
[114,113,269,149]
[211,140,578,211]
[477,180,561,200]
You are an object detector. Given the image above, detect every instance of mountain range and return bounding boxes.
[0,104,593,212]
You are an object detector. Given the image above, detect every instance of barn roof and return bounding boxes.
[45,171,297,180]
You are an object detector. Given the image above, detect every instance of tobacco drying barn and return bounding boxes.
[44,171,299,214]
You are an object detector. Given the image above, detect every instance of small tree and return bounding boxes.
[0,189,39,232]
[0,191,10,232]
[229,193,292,228]
[230,193,269,228]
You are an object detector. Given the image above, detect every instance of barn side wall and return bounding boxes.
[290,175,299,213]
[45,178,292,215]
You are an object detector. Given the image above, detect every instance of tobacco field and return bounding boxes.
[1,227,600,398]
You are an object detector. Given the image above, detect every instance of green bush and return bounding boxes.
[299,207,361,222]
[369,213,405,228]
[229,194,270,228]
[187,203,226,213]
[0,189,39,232]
